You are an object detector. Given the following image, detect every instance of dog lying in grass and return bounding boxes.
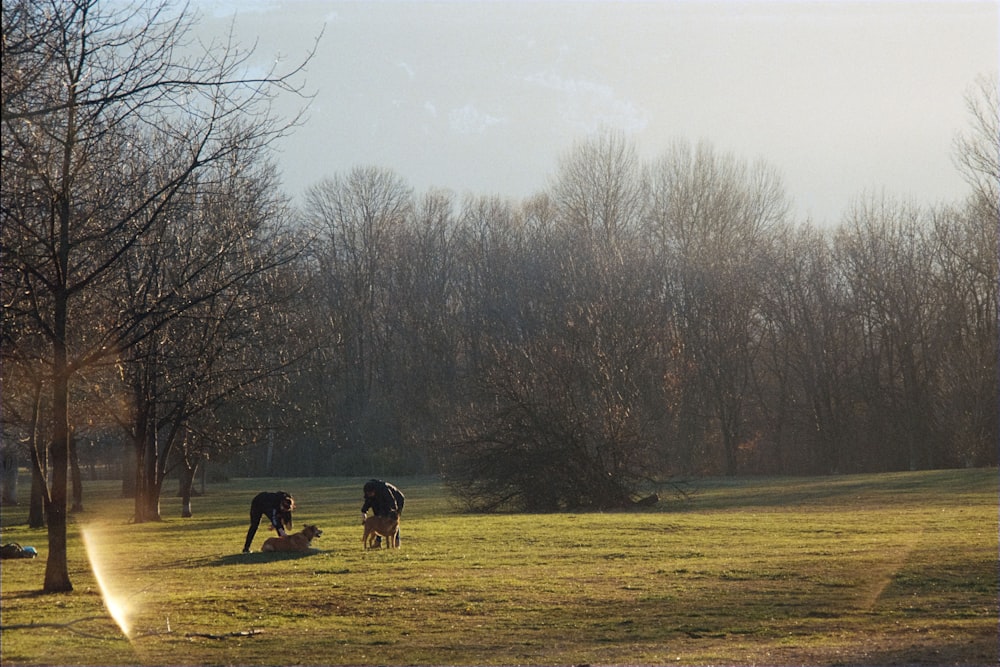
[261,524,322,552]
[363,511,399,549]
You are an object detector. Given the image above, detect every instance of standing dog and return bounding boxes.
[261,524,322,552]
[363,511,400,549]
[361,479,404,547]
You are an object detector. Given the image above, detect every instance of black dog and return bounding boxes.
[243,491,295,552]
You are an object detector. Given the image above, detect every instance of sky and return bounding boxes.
[192,1,998,224]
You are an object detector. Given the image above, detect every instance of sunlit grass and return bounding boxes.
[1,470,996,666]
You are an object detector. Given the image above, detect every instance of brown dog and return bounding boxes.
[363,512,399,549]
[261,524,322,552]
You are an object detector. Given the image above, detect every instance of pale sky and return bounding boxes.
[193,1,998,224]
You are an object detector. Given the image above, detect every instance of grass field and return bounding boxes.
[1,469,997,666]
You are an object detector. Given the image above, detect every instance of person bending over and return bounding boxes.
[243,491,295,552]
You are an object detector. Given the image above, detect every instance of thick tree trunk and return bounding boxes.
[133,432,163,523]
[44,366,72,592]
[43,73,77,594]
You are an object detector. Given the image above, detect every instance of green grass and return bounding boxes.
[1,470,997,666]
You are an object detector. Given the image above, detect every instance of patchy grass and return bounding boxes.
[1,470,996,666]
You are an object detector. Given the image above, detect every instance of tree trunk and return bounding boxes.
[70,435,84,512]
[722,439,738,477]
[1,445,19,505]
[139,483,162,522]
[121,442,136,498]
[133,430,163,523]
[179,461,197,518]
[44,366,72,592]
[43,68,78,594]
[720,412,740,477]
[28,382,47,528]
[29,445,47,529]
[265,428,274,471]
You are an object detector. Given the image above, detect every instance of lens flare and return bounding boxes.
[80,526,132,637]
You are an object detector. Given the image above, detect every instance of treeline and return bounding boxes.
[262,127,996,510]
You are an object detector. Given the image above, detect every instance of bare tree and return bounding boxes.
[645,140,788,474]
[931,77,1000,465]
[552,129,646,246]
[835,194,943,470]
[443,136,674,510]
[303,167,413,469]
[757,225,856,473]
[108,154,306,522]
[380,189,461,463]
[953,73,999,219]
[1,0,313,592]
[928,201,997,467]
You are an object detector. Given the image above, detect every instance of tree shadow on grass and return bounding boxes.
[841,637,998,666]
[212,549,323,566]
[0,588,52,600]
[687,468,998,512]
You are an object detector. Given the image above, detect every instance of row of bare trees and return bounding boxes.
[1,0,314,592]
[288,118,995,510]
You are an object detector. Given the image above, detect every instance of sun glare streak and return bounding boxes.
[81,526,133,638]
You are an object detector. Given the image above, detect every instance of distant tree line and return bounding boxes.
[2,0,997,596]
[287,117,996,510]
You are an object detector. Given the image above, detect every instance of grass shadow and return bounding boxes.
[686,468,998,511]
[0,588,54,601]
[212,549,324,566]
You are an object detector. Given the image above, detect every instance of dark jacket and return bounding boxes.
[243,491,295,552]
[361,479,404,517]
